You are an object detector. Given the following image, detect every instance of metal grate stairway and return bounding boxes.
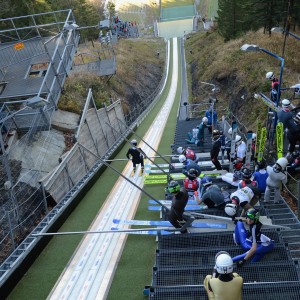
[147,117,300,300]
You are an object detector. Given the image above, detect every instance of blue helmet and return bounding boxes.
[201,176,212,187]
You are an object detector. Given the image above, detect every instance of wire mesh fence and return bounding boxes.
[0,39,168,267]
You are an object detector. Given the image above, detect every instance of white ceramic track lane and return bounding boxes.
[47,37,178,300]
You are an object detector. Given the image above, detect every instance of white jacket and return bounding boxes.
[266,165,287,188]
[230,186,254,206]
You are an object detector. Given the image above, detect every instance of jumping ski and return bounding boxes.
[255,120,262,161]
[276,122,284,158]
[148,199,198,205]
[112,219,227,229]
[148,205,208,211]
[229,121,238,172]
[245,131,253,169]
[257,127,267,162]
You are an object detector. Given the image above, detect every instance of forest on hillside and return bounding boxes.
[0,0,105,40]
[217,0,300,41]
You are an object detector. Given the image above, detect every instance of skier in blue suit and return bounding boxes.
[232,208,274,265]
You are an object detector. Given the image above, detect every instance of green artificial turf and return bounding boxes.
[107,38,182,299]
[7,39,179,300]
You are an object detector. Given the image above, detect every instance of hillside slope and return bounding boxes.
[185,28,300,131]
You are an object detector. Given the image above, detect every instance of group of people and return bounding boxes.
[111,15,139,38]
[167,137,289,298]
[126,132,289,299]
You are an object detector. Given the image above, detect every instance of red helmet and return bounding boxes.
[233,160,243,170]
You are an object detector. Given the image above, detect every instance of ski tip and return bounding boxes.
[112,219,120,224]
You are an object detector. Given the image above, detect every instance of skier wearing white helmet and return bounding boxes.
[204,251,243,300]
[266,71,280,102]
[277,99,293,129]
[264,157,288,203]
[225,186,255,217]
[126,139,145,174]
[177,146,199,162]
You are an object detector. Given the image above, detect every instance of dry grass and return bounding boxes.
[185,27,300,131]
[58,37,166,114]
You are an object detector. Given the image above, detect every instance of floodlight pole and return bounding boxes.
[272,26,300,58]
[258,48,284,108]
[241,44,284,142]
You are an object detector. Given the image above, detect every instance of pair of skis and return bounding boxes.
[111,219,227,235]
[256,121,267,162]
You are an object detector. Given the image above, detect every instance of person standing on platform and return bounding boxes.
[210,130,222,170]
[264,158,288,203]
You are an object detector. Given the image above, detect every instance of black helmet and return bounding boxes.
[212,130,221,141]
[292,150,300,158]
[241,167,252,179]
[245,208,260,222]
[167,181,181,193]
[187,168,200,179]
[256,160,266,170]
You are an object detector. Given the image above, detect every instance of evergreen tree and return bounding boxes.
[216,0,244,41]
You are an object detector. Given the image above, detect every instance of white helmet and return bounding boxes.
[252,133,256,140]
[225,203,237,217]
[215,251,233,274]
[235,135,242,145]
[131,139,137,145]
[179,154,186,163]
[228,127,232,135]
[177,146,184,154]
[266,71,274,80]
[281,99,291,108]
[202,117,208,124]
[276,157,288,169]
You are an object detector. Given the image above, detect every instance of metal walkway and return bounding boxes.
[147,116,300,299]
